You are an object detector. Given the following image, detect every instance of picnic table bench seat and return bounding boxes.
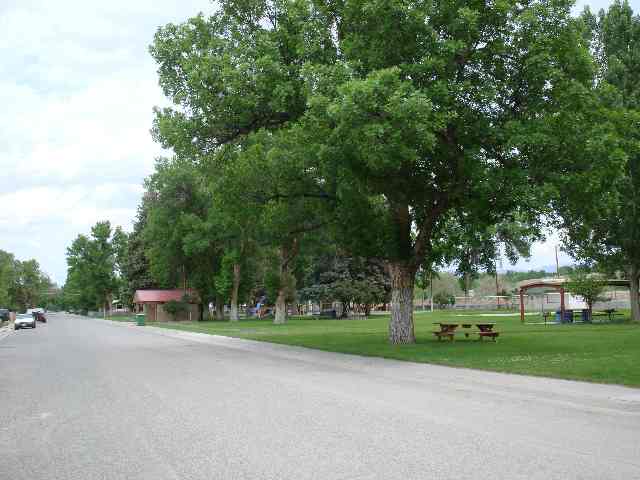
[432,331,455,340]
[477,331,500,341]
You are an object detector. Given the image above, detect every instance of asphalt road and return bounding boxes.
[1,313,640,480]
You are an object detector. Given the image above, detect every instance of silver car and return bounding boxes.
[14,313,36,330]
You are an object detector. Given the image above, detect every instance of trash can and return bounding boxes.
[136,313,145,326]
[555,309,573,323]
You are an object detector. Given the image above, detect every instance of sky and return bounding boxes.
[0,0,636,284]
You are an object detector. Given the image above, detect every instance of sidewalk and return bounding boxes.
[0,322,13,341]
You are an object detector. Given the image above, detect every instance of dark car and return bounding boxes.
[0,309,9,323]
[33,311,47,323]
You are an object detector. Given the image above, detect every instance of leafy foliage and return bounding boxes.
[566,272,607,320]
[65,221,120,312]
[143,157,220,306]
[163,297,190,321]
[433,292,456,309]
[0,250,53,312]
[553,1,640,320]
[121,201,156,304]
[300,254,390,317]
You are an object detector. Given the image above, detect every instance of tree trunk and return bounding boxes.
[229,262,241,322]
[630,264,640,323]
[215,294,225,321]
[388,262,416,344]
[274,287,287,324]
[273,240,298,325]
[339,302,349,319]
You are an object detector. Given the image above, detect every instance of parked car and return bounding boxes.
[34,311,47,323]
[0,308,10,323]
[14,313,36,330]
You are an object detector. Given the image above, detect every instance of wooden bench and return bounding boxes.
[433,322,499,342]
[477,331,500,341]
[433,331,455,341]
[592,309,624,322]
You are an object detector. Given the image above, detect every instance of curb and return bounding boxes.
[0,324,13,342]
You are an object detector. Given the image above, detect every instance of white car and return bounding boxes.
[14,313,36,330]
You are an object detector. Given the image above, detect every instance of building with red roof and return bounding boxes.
[133,289,200,322]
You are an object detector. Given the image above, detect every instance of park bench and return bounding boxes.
[476,330,500,341]
[591,308,623,322]
[433,322,499,342]
[540,308,625,324]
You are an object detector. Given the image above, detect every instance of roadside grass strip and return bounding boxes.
[141,309,639,387]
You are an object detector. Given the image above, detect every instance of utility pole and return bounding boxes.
[555,245,560,277]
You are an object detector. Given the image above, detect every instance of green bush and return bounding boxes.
[164,299,188,321]
[433,292,456,309]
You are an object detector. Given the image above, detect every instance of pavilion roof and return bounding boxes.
[518,277,630,291]
[133,289,200,304]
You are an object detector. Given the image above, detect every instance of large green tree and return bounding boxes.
[121,200,157,305]
[221,131,332,323]
[554,1,640,321]
[151,0,592,342]
[207,149,264,322]
[0,250,17,307]
[66,221,120,314]
[150,8,334,324]
[302,0,591,342]
[15,260,50,309]
[0,251,53,312]
[300,251,390,317]
[143,157,221,316]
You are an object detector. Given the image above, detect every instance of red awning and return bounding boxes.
[133,289,199,304]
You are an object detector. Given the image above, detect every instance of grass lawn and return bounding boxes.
[146,309,640,387]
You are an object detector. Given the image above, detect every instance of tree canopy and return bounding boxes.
[65,221,124,313]
[552,0,640,321]
[149,0,594,342]
[0,250,53,312]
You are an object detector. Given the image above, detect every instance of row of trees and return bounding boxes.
[0,249,54,312]
[415,268,580,305]
[553,1,640,323]
[64,199,392,320]
[65,222,128,315]
[65,0,640,342]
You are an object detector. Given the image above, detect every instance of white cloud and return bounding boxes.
[0,0,215,283]
[574,0,640,13]
[2,71,164,185]
[508,230,574,273]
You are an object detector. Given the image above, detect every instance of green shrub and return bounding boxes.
[433,292,456,309]
[164,299,188,321]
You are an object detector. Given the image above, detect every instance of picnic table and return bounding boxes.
[433,322,499,342]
